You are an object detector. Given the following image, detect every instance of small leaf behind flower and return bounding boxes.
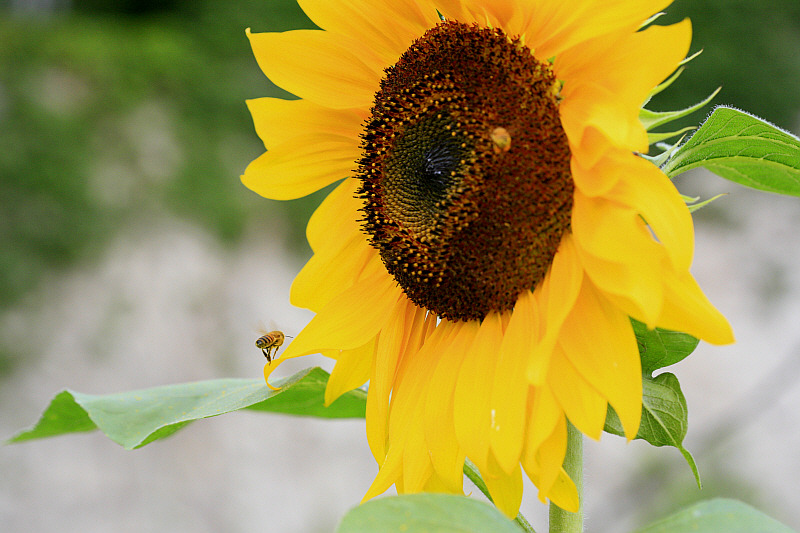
[631,319,700,376]
[605,373,700,487]
[633,498,796,533]
[7,367,366,449]
[662,106,800,195]
[335,494,523,533]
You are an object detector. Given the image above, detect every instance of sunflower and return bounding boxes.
[243,0,733,518]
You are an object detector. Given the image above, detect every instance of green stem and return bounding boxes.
[463,459,536,533]
[549,421,583,533]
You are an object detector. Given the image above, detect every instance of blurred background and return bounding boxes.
[1,1,799,531]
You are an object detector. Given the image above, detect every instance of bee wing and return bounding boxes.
[254,320,269,336]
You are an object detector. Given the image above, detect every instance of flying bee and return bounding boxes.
[255,330,291,363]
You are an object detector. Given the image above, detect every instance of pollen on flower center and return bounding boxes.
[357,21,574,321]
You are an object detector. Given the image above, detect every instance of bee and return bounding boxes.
[255,331,290,363]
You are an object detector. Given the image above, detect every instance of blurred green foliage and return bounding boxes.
[1,0,799,313]
[0,0,318,311]
[655,0,800,131]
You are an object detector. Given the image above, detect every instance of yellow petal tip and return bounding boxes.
[264,362,283,391]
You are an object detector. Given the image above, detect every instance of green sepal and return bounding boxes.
[647,126,696,145]
[604,372,701,488]
[639,11,667,31]
[633,498,796,533]
[335,494,524,533]
[7,367,365,449]
[662,107,800,196]
[641,87,720,134]
[644,66,684,105]
[642,136,687,168]
[644,49,703,104]
[686,193,727,213]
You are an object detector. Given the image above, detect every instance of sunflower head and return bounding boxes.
[244,0,733,520]
[358,21,573,322]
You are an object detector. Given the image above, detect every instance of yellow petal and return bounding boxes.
[297,0,438,64]
[453,313,504,471]
[374,314,450,498]
[291,234,375,312]
[527,0,673,59]
[558,280,642,439]
[547,345,607,440]
[572,189,665,327]
[422,471,454,493]
[657,269,735,345]
[246,28,381,109]
[387,319,454,450]
[263,362,282,391]
[436,0,531,36]
[569,143,625,198]
[557,20,691,152]
[523,385,561,464]
[490,291,537,473]
[560,82,647,157]
[602,154,694,272]
[324,338,375,406]
[363,444,404,502]
[383,320,458,495]
[425,320,479,492]
[529,233,583,384]
[402,424,433,493]
[545,468,580,513]
[304,178,363,252]
[246,97,366,149]
[366,300,426,462]
[536,415,569,503]
[241,136,358,200]
[563,19,692,107]
[483,454,524,520]
[432,0,476,24]
[522,402,568,502]
[281,271,402,359]
[558,20,691,110]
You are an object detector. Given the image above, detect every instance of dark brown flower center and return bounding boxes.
[357,21,573,321]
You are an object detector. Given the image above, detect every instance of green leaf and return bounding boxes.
[605,373,700,487]
[633,498,796,533]
[7,367,366,449]
[631,319,700,376]
[662,106,800,195]
[335,494,524,533]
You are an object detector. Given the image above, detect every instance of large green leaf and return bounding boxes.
[662,106,800,195]
[631,319,700,376]
[7,367,366,449]
[335,494,524,533]
[634,498,796,533]
[605,373,699,486]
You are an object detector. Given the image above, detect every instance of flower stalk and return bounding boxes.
[549,422,583,533]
